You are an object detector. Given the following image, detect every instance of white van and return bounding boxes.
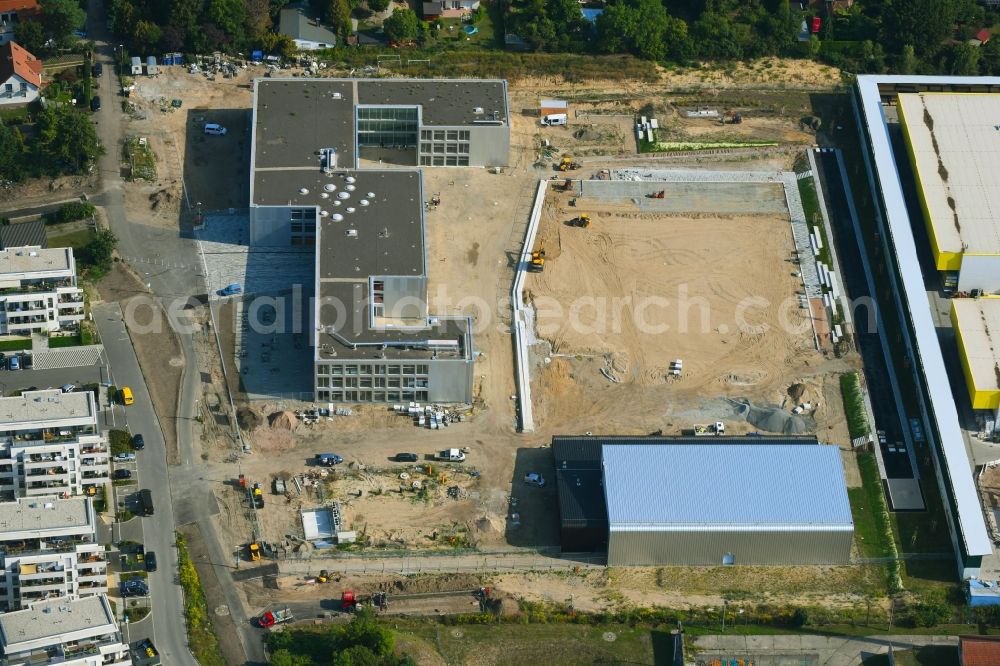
[204,123,228,136]
[540,113,568,126]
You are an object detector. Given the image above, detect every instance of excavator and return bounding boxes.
[528,242,546,272]
[557,156,581,171]
[568,213,590,228]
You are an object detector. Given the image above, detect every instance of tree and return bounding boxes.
[333,646,381,666]
[131,20,163,53]
[597,0,675,61]
[368,0,390,12]
[39,0,86,47]
[0,123,26,182]
[79,229,118,275]
[327,0,352,41]
[383,7,419,42]
[31,105,102,176]
[939,41,980,75]
[270,649,313,666]
[880,0,961,55]
[336,609,394,657]
[13,19,46,53]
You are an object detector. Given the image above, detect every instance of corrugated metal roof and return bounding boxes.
[0,220,47,250]
[856,75,995,557]
[601,444,852,529]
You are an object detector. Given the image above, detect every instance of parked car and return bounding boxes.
[395,452,419,463]
[131,433,145,450]
[316,453,343,467]
[204,123,228,135]
[524,472,546,487]
[90,96,101,112]
[21,354,31,369]
[114,452,136,462]
[114,469,132,480]
[61,384,75,393]
[145,551,157,572]
[92,62,102,77]
[218,283,242,296]
[8,356,20,371]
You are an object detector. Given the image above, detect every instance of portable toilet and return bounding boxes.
[130,56,142,75]
[145,56,158,76]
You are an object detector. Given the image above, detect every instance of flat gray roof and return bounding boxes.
[253,79,357,171]
[312,170,424,278]
[602,443,853,529]
[0,247,72,276]
[357,79,508,126]
[0,595,115,650]
[278,4,338,46]
[857,74,998,557]
[0,389,96,428]
[0,496,92,535]
[316,281,470,357]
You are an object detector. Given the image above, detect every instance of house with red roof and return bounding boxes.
[961,635,1000,665]
[0,0,40,45]
[0,41,41,105]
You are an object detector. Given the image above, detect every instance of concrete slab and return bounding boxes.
[886,477,925,510]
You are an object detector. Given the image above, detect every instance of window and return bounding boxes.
[420,156,432,166]
[447,130,458,140]
[433,156,444,166]
[388,365,400,374]
[360,364,372,374]
[402,365,415,374]
[433,131,445,141]
[446,144,458,154]
[458,143,469,154]
[417,365,428,374]
[360,378,372,388]
[458,156,469,166]
[446,156,458,166]
[291,222,303,233]
[459,130,470,141]
[433,143,445,154]
[331,377,343,388]
[316,377,329,387]
[421,130,432,140]
[420,142,432,154]
[291,210,304,220]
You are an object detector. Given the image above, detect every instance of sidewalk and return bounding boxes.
[695,633,958,666]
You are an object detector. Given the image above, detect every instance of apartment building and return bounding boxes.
[0,246,85,335]
[0,389,109,499]
[0,595,130,666]
[0,496,106,612]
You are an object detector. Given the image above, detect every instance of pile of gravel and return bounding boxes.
[745,404,808,435]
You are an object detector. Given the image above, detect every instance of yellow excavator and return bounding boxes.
[248,542,261,561]
[529,241,546,272]
[569,213,590,228]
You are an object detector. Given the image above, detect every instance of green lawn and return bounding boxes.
[47,227,96,251]
[850,453,894,559]
[396,621,657,665]
[49,335,82,348]
[798,175,832,265]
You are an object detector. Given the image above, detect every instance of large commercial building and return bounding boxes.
[0,246,85,335]
[0,389,109,499]
[553,436,853,566]
[0,595,130,666]
[0,496,106,611]
[248,79,509,403]
[854,75,1000,578]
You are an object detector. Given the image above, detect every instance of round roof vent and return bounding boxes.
[367,192,375,198]
[338,191,350,200]
[345,176,356,184]
[346,207,356,213]
[324,183,336,192]
[346,185,356,192]
[333,200,342,206]
[359,199,370,206]
[332,213,344,222]
[319,210,329,217]
[319,192,329,199]
[298,187,309,195]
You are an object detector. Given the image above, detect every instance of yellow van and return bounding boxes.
[120,386,134,406]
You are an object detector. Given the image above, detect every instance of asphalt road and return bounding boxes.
[94,302,197,666]
[0,363,106,396]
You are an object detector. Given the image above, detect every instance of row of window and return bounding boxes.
[420,156,470,167]
[317,377,429,388]
[290,209,317,220]
[318,364,430,375]
[318,390,430,403]
[290,236,316,246]
[420,142,470,155]
[421,130,471,142]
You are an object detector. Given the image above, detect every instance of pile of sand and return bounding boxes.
[268,410,298,430]
[744,403,807,435]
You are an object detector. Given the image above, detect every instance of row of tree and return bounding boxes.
[0,105,103,182]
[266,609,416,666]
[13,0,86,55]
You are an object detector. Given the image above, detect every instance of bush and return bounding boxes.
[109,429,132,454]
[840,372,870,440]
[176,532,227,666]
[45,201,96,225]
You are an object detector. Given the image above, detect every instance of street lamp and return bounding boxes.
[721,599,728,632]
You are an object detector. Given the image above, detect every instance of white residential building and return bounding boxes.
[422,0,479,18]
[0,389,109,499]
[0,2,40,46]
[0,595,130,666]
[0,41,40,106]
[0,496,106,611]
[0,246,85,335]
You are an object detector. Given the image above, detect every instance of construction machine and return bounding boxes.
[646,190,665,199]
[568,213,590,228]
[528,242,546,272]
[250,482,264,508]
[247,542,261,561]
[557,156,581,171]
[557,178,574,192]
[256,608,293,628]
[341,590,389,612]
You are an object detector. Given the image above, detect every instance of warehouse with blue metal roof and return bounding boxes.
[553,436,854,566]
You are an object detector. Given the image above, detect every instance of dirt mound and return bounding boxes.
[745,403,807,435]
[787,383,806,402]
[268,410,298,430]
[392,573,482,594]
[148,188,177,211]
[237,407,261,431]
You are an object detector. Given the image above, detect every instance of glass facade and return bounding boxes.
[316,362,430,403]
[357,106,419,148]
[419,129,471,166]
